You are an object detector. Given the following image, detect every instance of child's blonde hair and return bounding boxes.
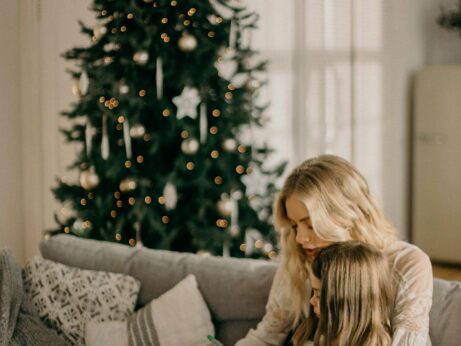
[309,242,392,346]
[274,155,397,326]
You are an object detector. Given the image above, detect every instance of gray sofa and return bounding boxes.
[40,234,461,346]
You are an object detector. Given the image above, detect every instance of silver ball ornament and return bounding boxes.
[246,78,261,92]
[72,219,84,232]
[232,190,243,200]
[222,138,237,152]
[133,51,149,65]
[263,242,274,253]
[229,225,240,237]
[80,168,100,190]
[129,123,146,139]
[119,82,130,95]
[72,219,92,234]
[119,178,137,192]
[197,250,212,257]
[93,25,107,40]
[71,79,80,97]
[181,138,199,155]
[217,198,233,217]
[103,42,120,52]
[178,32,198,52]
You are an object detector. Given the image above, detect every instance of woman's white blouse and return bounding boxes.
[235,240,433,346]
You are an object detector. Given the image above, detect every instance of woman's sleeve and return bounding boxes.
[235,266,296,346]
[391,247,433,346]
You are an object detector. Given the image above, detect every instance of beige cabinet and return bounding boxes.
[412,65,461,263]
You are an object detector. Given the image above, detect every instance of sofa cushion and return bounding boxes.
[430,278,461,346]
[86,274,214,346]
[23,256,140,345]
[40,235,277,345]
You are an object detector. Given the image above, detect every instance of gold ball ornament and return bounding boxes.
[79,168,100,190]
[133,51,149,65]
[129,123,146,139]
[181,138,199,155]
[119,178,137,192]
[178,32,198,52]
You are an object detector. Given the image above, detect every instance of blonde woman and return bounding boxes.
[236,155,432,346]
[299,241,392,346]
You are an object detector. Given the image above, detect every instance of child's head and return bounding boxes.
[310,241,392,346]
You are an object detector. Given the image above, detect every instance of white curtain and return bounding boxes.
[244,0,430,237]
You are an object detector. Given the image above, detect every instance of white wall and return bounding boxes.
[19,0,94,261]
[0,0,24,261]
[2,0,461,262]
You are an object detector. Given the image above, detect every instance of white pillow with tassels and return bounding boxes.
[85,274,215,346]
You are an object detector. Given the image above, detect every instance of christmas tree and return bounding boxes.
[438,1,461,33]
[52,0,285,258]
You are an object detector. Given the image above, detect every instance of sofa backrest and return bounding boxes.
[40,235,461,346]
[430,278,461,346]
[40,235,277,345]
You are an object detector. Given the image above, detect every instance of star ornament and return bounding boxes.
[173,86,201,120]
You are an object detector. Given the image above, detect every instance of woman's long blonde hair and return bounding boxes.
[311,242,392,346]
[274,155,397,327]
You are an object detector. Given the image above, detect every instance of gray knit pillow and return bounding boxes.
[23,256,140,345]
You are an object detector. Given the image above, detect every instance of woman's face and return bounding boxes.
[285,196,332,257]
[309,271,321,318]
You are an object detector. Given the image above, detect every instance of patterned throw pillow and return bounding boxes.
[85,274,215,346]
[23,256,140,345]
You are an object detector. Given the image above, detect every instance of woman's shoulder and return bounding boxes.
[385,240,431,280]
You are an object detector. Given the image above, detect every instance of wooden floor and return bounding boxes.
[433,263,461,282]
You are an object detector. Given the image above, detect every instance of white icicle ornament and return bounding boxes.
[163,182,178,210]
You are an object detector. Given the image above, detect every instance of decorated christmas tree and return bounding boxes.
[52,0,285,258]
[438,1,461,33]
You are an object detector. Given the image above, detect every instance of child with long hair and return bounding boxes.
[236,155,432,345]
[292,241,392,346]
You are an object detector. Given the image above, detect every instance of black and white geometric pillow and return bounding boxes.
[23,256,140,345]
